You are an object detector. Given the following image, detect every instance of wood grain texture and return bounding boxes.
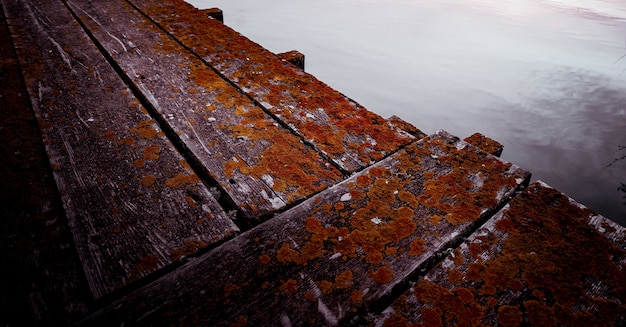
[128,0,417,173]
[67,0,343,221]
[78,131,530,326]
[0,6,90,323]
[3,0,238,299]
[373,182,626,327]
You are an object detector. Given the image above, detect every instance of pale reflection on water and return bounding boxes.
[188,0,626,225]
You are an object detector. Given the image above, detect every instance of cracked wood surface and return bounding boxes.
[78,131,530,326]
[2,0,238,299]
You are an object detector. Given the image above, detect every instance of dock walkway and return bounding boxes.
[1,0,624,325]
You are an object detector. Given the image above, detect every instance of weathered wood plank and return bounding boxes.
[277,50,305,70]
[128,0,416,173]
[0,6,90,324]
[78,131,529,326]
[373,182,626,326]
[3,0,238,299]
[67,0,343,221]
[464,132,504,157]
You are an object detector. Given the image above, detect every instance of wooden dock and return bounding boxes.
[1,0,624,325]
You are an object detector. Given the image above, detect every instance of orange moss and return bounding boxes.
[229,316,248,327]
[350,289,363,303]
[317,280,333,294]
[130,120,158,139]
[409,238,426,256]
[185,195,197,208]
[259,254,271,264]
[334,270,353,289]
[142,144,161,160]
[370,265,394,284]
[413,279,485,326]
[165,173,200,188]
[115,136,135,146]
[128,254,159,283]
[279,279,298,294]
[497,305,523,327]
[170,239,208,261]
[105,130,116,139]
[448,268,463,284]
[139,175,156,186]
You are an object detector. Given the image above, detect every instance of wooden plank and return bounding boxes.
[277,50,305,70]
[0,6,90,324]
[128,0,416,173]
[464,132,504,157]
[373,182,626,326]
[67,0,343,221]
[2,0,238,299]
[78,131,530,326]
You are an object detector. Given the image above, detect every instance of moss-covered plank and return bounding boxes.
[78,130,529,326]
[374,182,626,327]
[128,0,416,173]
[2,0,238,299]
[67,0,343,221]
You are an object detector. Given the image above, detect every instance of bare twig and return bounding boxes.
[606,145,626,168]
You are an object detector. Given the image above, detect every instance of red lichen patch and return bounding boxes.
[139,175,156,186]
[223,283,241,298]
[105,130,117,139]
[463,133,503,156]
[370,265,395,284]
[494,216,516,234]
[421,307,443,327]
[229,316,248,327]
[497,305,523,327]
[409,238,426,256]
[130,120,158,139]
[164,173,200,188]
[317,280,334,295]
[350,289,363,303]
[128,254,160,283]
[170,239,208,261]
[413,279,485,326]
[184,195,197,208]
[448,269,463,284]
[429,214,443,225]
[115,136,135,146]
[279,279,298,294]
[258,254,271,264]
[334,270,353,289]
[524,300,556,327]
[142,144,161,160]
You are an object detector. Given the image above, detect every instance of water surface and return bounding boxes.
[188,0,626,225]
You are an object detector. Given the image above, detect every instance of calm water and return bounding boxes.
[188,0,626,226]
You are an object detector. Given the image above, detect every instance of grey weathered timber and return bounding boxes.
[3,0,238,299]
[78,131,530,326]
[67,0,343,221]
[0,6,90,323]
[373,182,626,326]
[128,0,417,173]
